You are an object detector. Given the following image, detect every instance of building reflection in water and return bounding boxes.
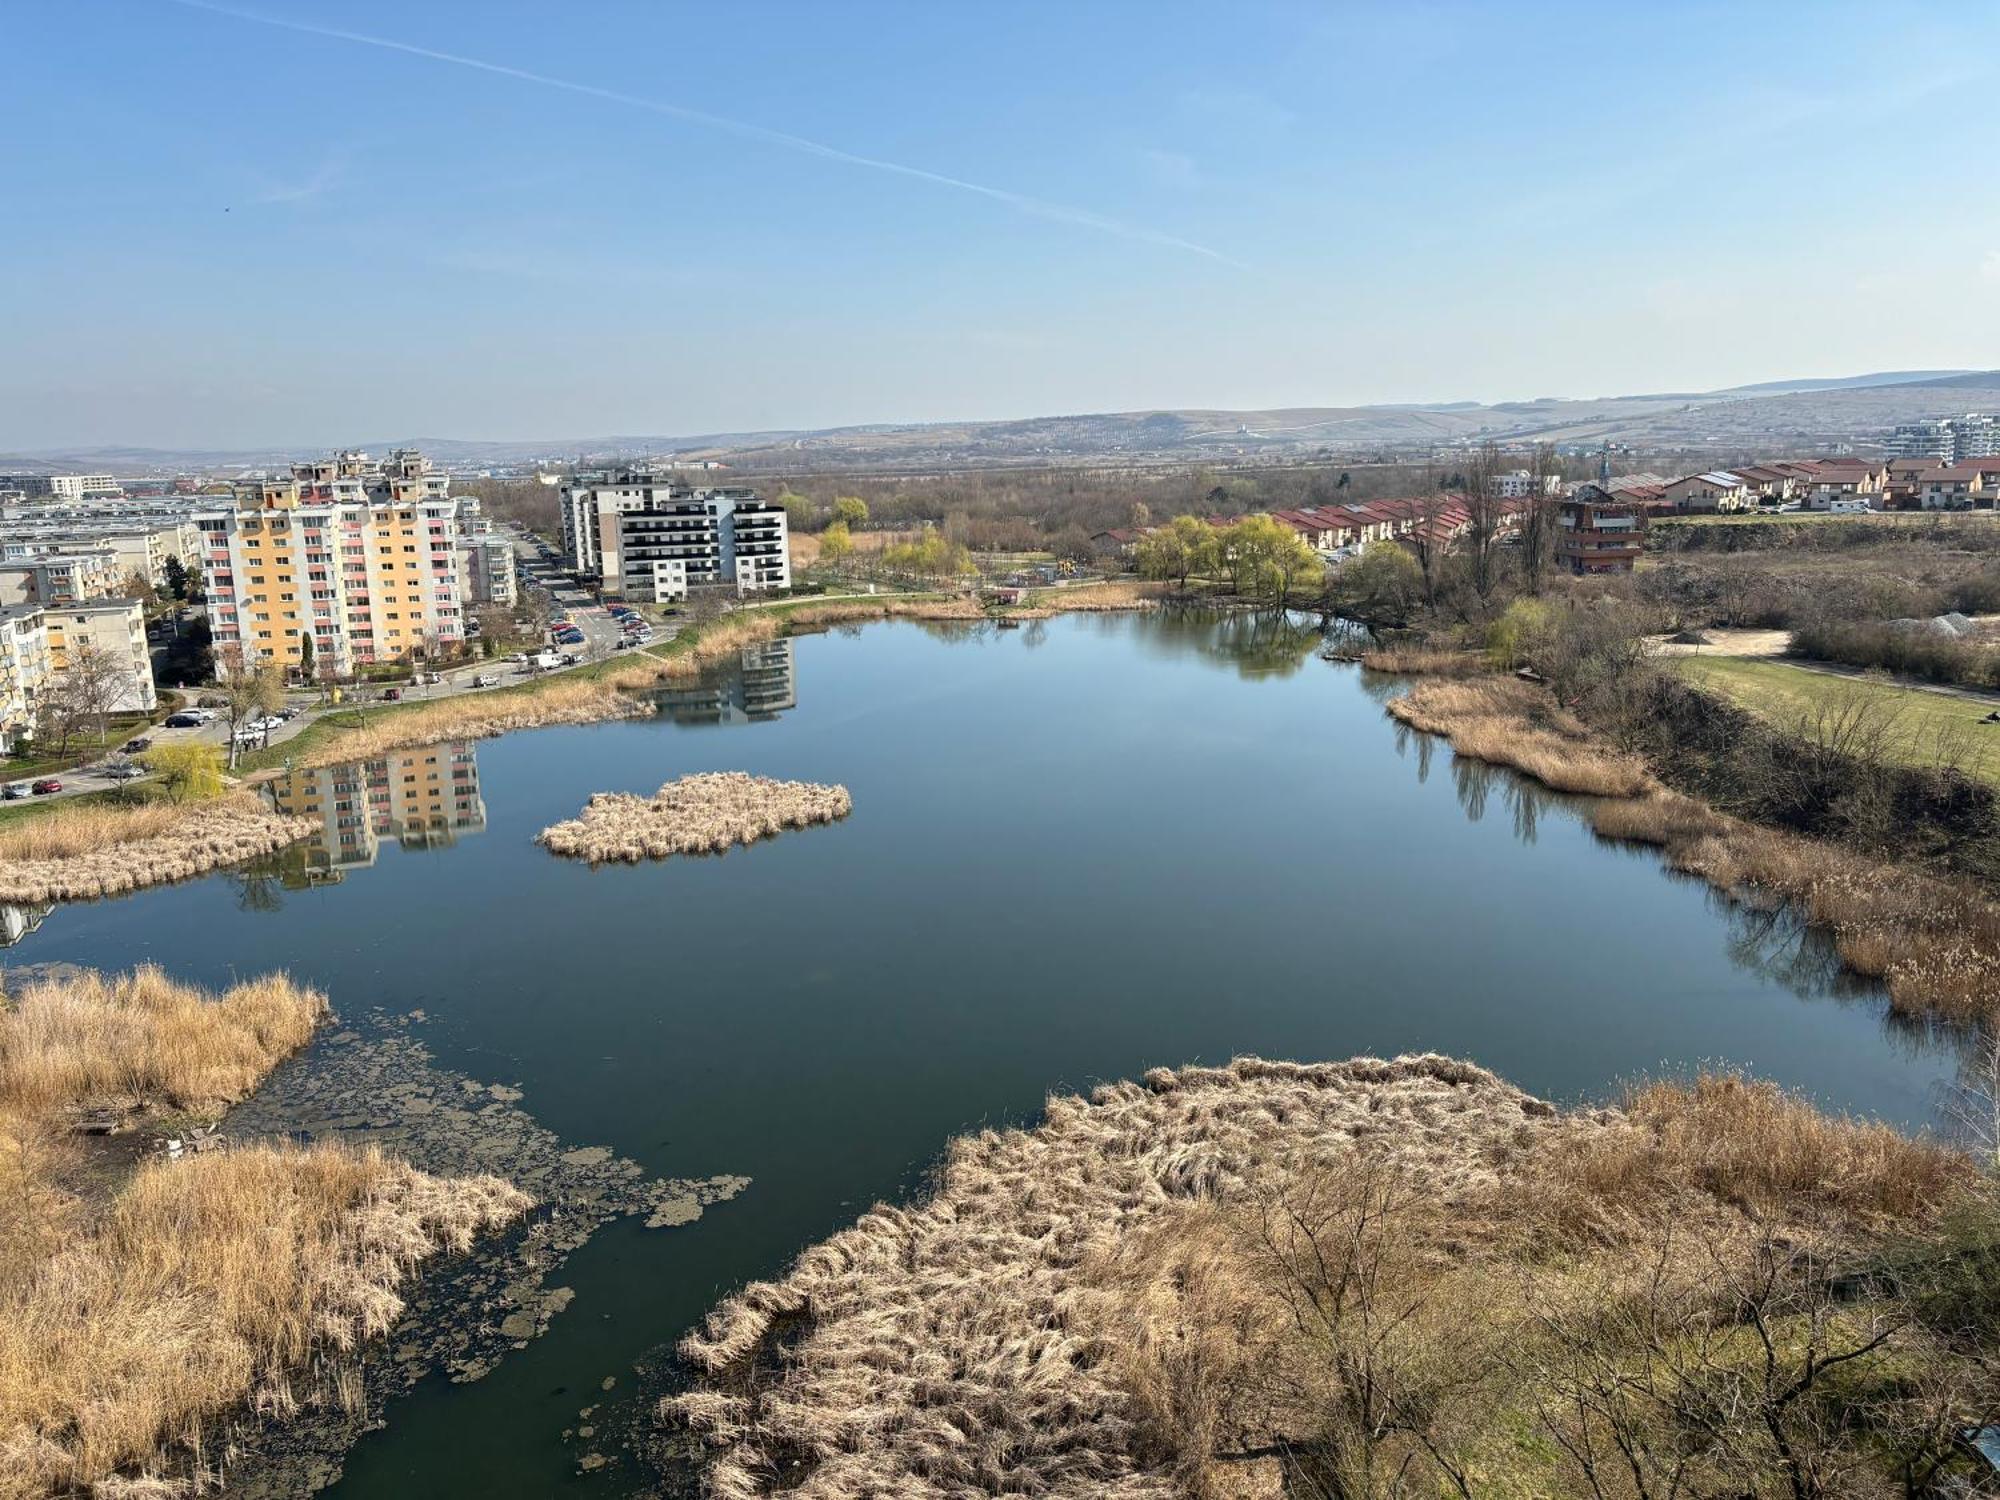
[262,739,488,884]
[658,638,799,726]
[0,902,53,947]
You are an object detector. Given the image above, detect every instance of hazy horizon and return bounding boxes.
[7,2,1999,449]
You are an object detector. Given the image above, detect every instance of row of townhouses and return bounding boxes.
[1607,455,2000,514]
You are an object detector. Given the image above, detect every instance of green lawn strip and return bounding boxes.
[1678,655,2000,786]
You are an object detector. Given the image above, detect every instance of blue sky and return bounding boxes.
[5,1,1998,449]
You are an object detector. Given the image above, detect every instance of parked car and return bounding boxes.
[470,673,495,688]
[31,779,62,795]
[163,712,202,728]
[123,736,152,753]
[3,783,29,800]
[104,763,144,781]
[249,715,284,732]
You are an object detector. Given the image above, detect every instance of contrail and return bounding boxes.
[165,0,1244,269]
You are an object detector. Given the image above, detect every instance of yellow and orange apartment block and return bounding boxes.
[197,449,465,678]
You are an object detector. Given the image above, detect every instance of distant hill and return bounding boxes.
[8,370,1998,476]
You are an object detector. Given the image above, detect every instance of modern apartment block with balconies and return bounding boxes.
[559,468,790,602]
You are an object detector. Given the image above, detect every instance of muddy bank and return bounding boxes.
[213,1013,748,1495]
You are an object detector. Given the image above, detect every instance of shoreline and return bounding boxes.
[664,1052,1977,1499]
[1366,659,2000,1023]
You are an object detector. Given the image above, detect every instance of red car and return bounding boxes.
[31,779,62,795]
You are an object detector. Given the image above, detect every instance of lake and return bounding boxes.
[14,609,1970,1496]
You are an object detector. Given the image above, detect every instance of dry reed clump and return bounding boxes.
[1357,646,1486,676]
[295,661,675,768]
[668,1058,1983,1500]
[0,965,531,1497]
[0,965,327,1123]
[0,795,315,905]
[666,1055,1589,1499]
[1004,580,1167,618]
[0,1142,527,1499]
[1589,791,2000,1023]
[537,772,851,864]
[1386,677,1655,798]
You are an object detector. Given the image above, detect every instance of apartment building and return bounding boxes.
[43,599,156,712]
[559,468,790,601]
[1885,414,2000,463]
[0,516,197,587]
[47,474,122,501]
[198,449,465,677]
[0,605,51,751]
[457,529,517,606]
[0,550,122,607]
[1555,485,1648,574]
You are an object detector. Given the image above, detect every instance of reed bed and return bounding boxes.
[1385,677,1655,798]
[0,795,315,905]
[1358,646,1486,676]
[668,1056,1973,1499]
[296,661,671,768]
[1589,789,2000,1023]
[0,965,327,1123]
[537,772,851,864]
[0,1142,527,1499]
[1005,580,1166,617]
[667,1055,1592,1498]
[0,965,530,1497]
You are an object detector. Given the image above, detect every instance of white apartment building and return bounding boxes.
[1885,414,2000,463]
[0,605,51,751]
[198,449,466,679]
[47,474,122,501]
[457,531,517,606]
[559,469,790,602]
[44,599,157,712]
[0,550,123,607]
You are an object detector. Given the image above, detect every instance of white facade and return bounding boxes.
[560,470,790,602]
[46,599,156,712]
[1885,414,2000,463]
[47,474,122,501]
[0,605,51,751]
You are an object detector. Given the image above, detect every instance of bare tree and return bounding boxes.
[1457,442,1507,606]
[1518,443,1562,595]
[216,643,285,768]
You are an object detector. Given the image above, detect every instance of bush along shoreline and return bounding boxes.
[1365,653,2000,1024]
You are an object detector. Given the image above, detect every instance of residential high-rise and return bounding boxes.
[1884,414,1999,463]
[559,467,790,601]
[197,450,466,677]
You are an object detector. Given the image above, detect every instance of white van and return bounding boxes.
[1827,498,1871,514]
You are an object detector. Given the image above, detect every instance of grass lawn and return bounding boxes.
[1678,655,2000,787]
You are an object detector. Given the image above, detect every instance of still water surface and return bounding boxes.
[18,611,1968,1495]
